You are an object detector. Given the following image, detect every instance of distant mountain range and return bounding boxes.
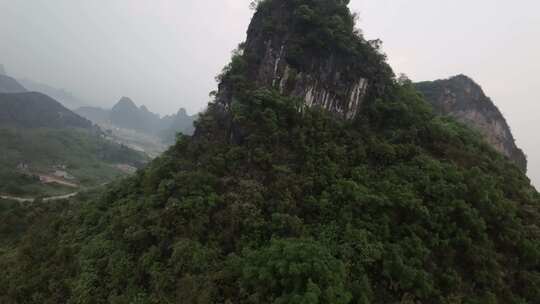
[0,64,197,145]
[76,97,197,144]
[0,65,89,109]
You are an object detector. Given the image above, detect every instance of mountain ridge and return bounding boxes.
[415,75,527,171]
[17,78,88,109]
[1,1,539,303]
[0,74,27,94]
[76,97,197,141]
[0,92,93,129]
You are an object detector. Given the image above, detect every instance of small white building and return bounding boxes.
[53,170,75,180]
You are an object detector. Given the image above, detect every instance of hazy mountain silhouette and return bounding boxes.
[0,74,27,94]
[76,97,197,142]
[0,92,93,129]
[17,78,88,109]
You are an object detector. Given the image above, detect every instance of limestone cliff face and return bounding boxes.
[416,75,527,171]
[217,0,393,120]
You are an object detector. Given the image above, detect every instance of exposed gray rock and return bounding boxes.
[416,75,527,171]
[217,0,392,120]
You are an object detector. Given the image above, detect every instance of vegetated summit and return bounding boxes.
[1,1,539,303]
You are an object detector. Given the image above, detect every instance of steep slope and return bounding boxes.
[1,1,539,303]
[0,92,93,129]
[217,0,393,121]
[416,75,527,171]
[0,74,27,94]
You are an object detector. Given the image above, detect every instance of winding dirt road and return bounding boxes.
[0,192,79,203]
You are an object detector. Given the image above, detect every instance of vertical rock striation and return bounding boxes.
[217,0,393,120]
[416,75,527,171]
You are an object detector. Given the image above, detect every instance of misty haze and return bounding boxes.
[1,1,539,303]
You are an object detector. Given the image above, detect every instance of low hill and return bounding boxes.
[0,92,93,129]
[0,127,148,197]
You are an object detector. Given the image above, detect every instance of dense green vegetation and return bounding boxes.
[248,0,394,90]
[1,83,539,303]
[1,1,539,303]
[0,127,147,196]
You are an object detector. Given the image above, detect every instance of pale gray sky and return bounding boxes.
[0,0,538,187]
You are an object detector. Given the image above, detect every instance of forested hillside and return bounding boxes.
[1,0,539,303]
[0,92,93,129]
[0,92,148,197]
[0,127,147,196]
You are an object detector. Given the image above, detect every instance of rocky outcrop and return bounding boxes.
[242,39,369,119]
[217,0,393,120]
[415,75,527,171]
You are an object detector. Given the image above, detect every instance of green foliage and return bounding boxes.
[250,0,393,85]
[1,82,538,303]
[0,127,147,196]
[0,2,539,303]
[240,239,352,303]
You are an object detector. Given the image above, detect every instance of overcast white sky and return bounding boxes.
[0,0,538,187]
